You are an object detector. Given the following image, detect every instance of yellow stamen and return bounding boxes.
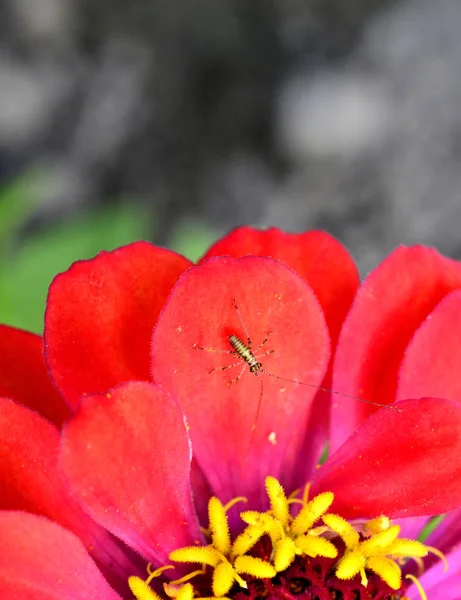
[150,566,176,578]
[426,545,449,571]
[164,582,232,600]
[273,537,297,572]
[129,576,163,600]
[169,546,221,567]
[323,513,360,548]
[384,538,429,559]
[234,556,277,579]
[325,511,432,591]
[294,534,338,559]
[287,486,301,501]
[335,548,366,581]
[290,492,334,536]
[366,556,402,590]
[169,567,206,586]
[406,574,428,600]
[287,498,305,507]
[209,498,231,555]
[302,482,310,504]
[266,476,290,526]
[239,511,285,545]
[223,496,247,513]
[360,524,401,554]
[232,524,265,556]
[363,515,391,536]
[410,555,425,575]
[140,476,442,599]
[212,561,237,596]
[164,582,181,597]
[129,565,175,600]
[176,583,194,600]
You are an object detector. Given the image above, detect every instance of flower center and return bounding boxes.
[128,477,440,600]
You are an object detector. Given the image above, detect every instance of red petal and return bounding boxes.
[45,242,191,409]
[0,511,121,600]
[397,290,461,402]
[311,398,461,518]
[202,227,359,342]
[202,228,360,482]
[151,257,330,506]
[0,325,70,428]
[60,382,203,565]
[331,246,461,451]
[0,397,133,584]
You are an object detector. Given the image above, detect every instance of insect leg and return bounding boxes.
[193,344,236,355]
[209,360,243,375]
[252,330,274,353]
[227,364,247,386]
[253,349,275,361]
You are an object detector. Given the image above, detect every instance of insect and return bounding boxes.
[193,297,398,440]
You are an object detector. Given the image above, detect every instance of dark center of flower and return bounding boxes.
[129,477,436,600]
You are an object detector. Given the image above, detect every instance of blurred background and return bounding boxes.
[1,0,460,332]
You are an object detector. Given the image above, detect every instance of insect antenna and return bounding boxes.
[233,296,252,348]
[258,368,400,411]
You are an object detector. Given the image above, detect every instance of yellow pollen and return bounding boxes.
[324,514,432,591]
[360,524,401,553]
[176,583,194,600]
[323,514,360,547]
[223,496,247,512]
[239,510,284,542]
[169,546,221,567]
[129,577,163,600]
[406,574,429,600]
[166,493,251,597]
[164,581,232,600]
[294,534,338,559]
[209,498,231,555]
[290,491,334,536]
[273,537,297,572]
[129,565,174,600]
[234,556,277,579]
[367,556,402,589]
[138,477,441,599]
[363,515,391,536]
[169,567,207,587]
[212,561,238,596]
[232,524,265,556]
[426,545,449,571]
[266,476,290,526]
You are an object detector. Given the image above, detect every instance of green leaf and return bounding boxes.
[0,202,150,333]
[0,169,43,245]
[169,219,219,262]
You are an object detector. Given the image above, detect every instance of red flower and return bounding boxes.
[1,228,461,599]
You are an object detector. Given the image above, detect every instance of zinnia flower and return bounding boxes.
[1,227,461,600]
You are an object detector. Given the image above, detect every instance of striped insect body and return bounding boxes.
[193,297,398,440]
[228,334,262,374]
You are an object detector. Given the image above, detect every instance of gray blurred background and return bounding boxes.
[1,0,461,331]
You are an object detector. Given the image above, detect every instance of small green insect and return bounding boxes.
[194,298,397,439]
[194,298,273,381]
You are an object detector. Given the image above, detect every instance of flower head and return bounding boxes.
[1,227,461,600]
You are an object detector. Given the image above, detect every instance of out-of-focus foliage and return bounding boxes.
[168,219,222,263]
[1,182,141,332]
[0,174,219,332]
